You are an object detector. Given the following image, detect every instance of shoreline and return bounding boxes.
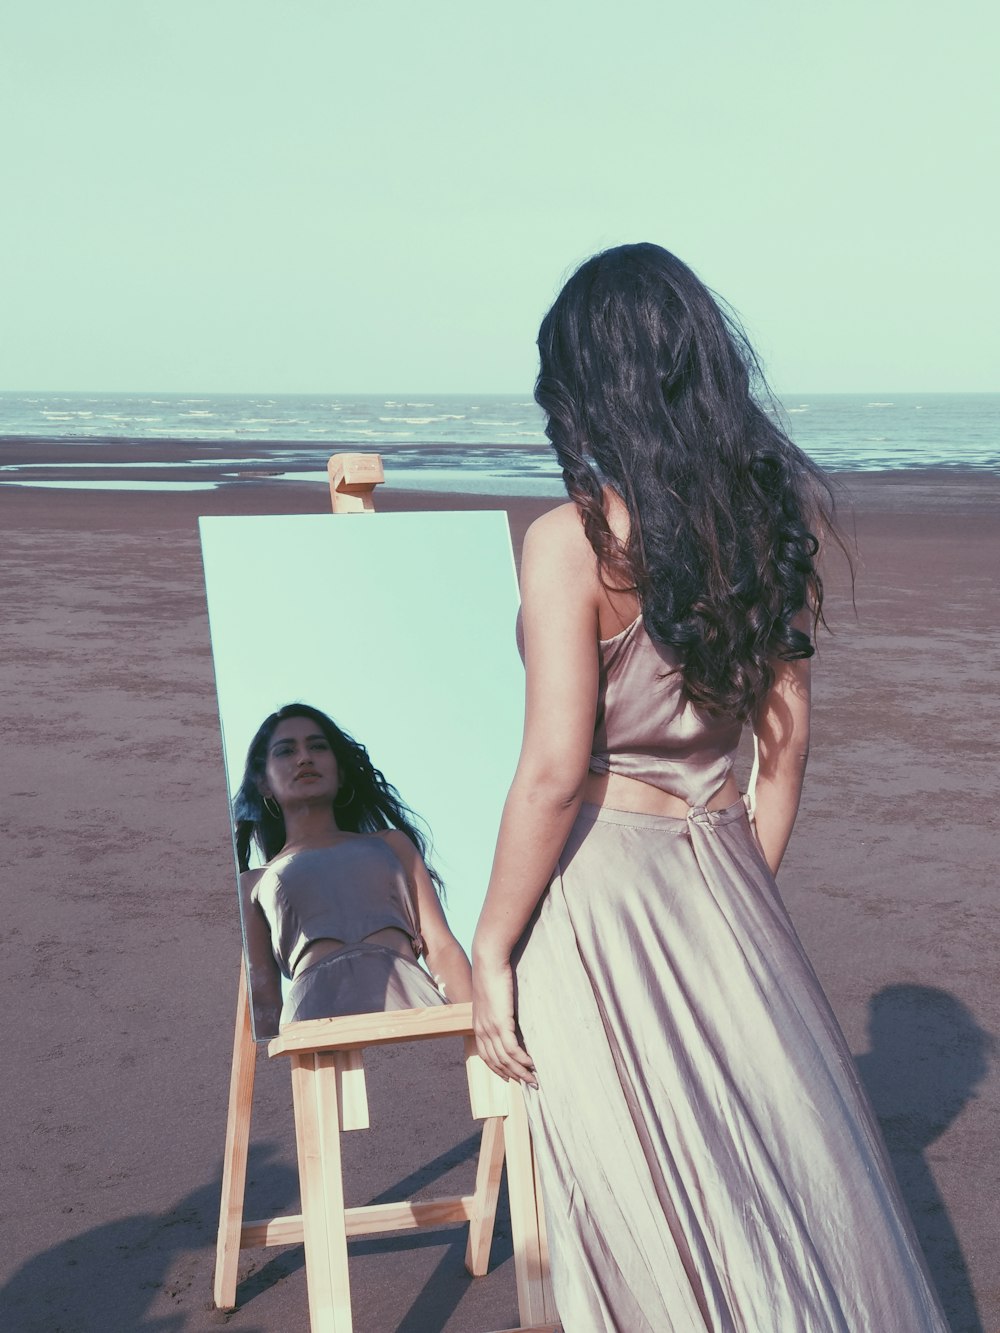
[2,464,999,527]
[2,432,999,492]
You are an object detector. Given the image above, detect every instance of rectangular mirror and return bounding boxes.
[200,510,524,1040]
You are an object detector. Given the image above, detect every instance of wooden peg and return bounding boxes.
[327,452,385,513]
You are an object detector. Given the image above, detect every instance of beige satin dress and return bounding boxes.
[513,616,949,1331]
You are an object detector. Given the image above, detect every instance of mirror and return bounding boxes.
[200,510,524,1039]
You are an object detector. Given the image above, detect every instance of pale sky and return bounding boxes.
[1,0,996,394]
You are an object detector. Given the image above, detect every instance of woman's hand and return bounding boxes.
[472,953,537,1087]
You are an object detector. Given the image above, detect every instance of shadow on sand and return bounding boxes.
[0,1143,298,1333]
[233,1129,509,1330]
[4,988,989,1332]
[855,983,994,1333]
[0,1118,505,1332]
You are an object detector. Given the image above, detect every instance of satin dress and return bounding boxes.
[513,616,948,1332]
[253,836,446,1023]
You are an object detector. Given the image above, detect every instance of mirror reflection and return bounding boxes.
[233,703,472,1034]
[200,511,524,1039]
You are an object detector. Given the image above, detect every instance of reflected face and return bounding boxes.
[261,716,340,809]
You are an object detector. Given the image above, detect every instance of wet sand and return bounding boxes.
[0,466,997,1332]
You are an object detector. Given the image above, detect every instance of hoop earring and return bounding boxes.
[334,783,356,807]
[263,795,282,818]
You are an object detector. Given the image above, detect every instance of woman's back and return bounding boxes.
[554,488,744,813]
[591,614,743,808]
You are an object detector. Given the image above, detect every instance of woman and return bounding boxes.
[234,702,472,1035]
[472,245,948,1330]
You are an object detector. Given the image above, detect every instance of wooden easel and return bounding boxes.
[212,453,558,1332]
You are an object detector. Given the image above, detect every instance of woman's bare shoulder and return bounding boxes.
[373,829,423,883]
[374,827,417,860]
[525,500,586,542]
[523,501,599,578]
[239,867,266,897]
[523,491,638,637]
[525,489,629,552]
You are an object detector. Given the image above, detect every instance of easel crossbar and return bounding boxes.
[268,1001,476,1056]
[242,1194,476,1248]
[489,1327,561,1333]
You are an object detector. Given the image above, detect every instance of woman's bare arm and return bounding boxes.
[239,869,284,1036]
[747,643,812,876]
[380,830,473,1003]
[472,504,601,1083]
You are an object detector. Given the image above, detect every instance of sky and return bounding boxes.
[1,0,996,394]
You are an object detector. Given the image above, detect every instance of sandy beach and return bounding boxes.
[0,460,997,1332]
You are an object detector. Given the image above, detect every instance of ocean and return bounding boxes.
[0,392,997,494]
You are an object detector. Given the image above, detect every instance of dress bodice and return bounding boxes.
[252,836,422,979]
[589,615,743,807]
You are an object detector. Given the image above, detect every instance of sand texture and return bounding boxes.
[0,468,996,1332]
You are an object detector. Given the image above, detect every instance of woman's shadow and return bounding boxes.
[854,984,994,1333]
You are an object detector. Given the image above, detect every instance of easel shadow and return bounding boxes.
[0,1143,298,1333]
[854,984,994,1333]
[238,1130,514,1329]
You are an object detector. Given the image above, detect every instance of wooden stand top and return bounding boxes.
[268,1000,475,1058]
[327,452,385,513]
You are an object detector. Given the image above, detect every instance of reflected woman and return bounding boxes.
[234,703,472,1035]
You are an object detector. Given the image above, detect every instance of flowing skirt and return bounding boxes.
[513,802,949,1332]
[281,942,447,1023]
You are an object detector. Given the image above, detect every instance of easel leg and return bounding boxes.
[214,962,257,1310]
[504,1083,551,1327]
[532,1131,556,1319]
[334,1048,369,1129]
[465,1115,505,1276]
[290,1051,353,1332]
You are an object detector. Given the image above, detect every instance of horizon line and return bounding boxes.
[2,388,998,398]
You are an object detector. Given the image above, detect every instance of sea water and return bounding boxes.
[0,392,997,493]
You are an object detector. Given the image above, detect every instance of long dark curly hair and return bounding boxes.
[536,242,842,720]
[233,702,443,894]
